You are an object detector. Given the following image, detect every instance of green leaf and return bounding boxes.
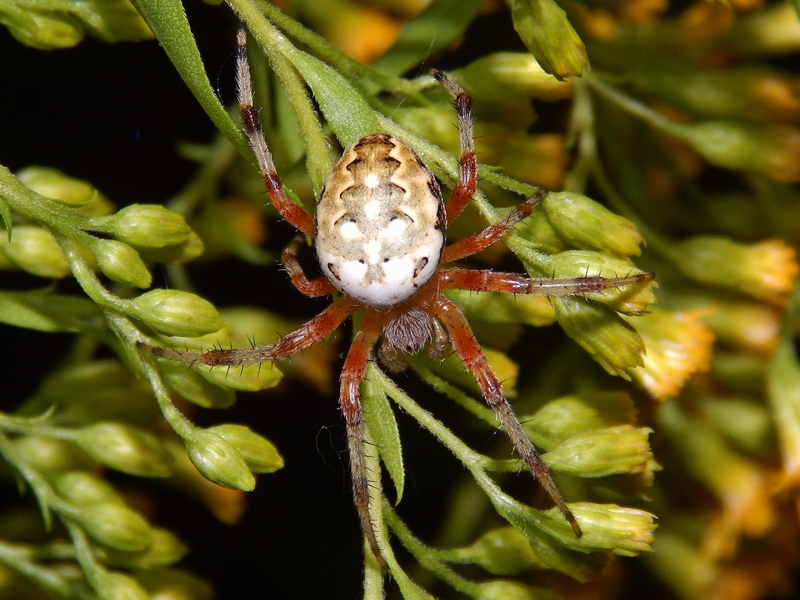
[129,0,246,153]
[0,289,100,332]
[363,363,405,503]
[372,0,484,76]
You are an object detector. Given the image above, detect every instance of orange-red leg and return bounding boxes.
[433,294,582,536]
[339,318,383,560]
[432,71,477,227]
[281,236,336,298]
[439,267,655,295]
[140,297,358,365]
[237,27,315,237]
[442,190,545,264]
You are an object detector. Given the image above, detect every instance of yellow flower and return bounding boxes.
[626,308,714,400]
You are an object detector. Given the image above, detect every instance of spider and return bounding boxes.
[143,26,654,560]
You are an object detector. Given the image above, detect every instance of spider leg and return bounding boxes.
[236,26,315,237]
[140,297,358,365]
[339,320,384,561]
[281,235,336,298]
[442,190,545,264]
[432,70,477,227]
[433,294,582,537]
[440,267,655,295]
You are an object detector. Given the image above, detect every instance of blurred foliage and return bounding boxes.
[1,0,800,599]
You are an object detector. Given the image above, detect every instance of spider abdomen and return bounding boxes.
[315,133,445,308]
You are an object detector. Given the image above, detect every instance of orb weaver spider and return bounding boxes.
[143,26,654,560]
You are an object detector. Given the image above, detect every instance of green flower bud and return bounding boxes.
[522,392,637,449]
[92,204,192,248]
[550,503,656,556]
[138,230,205,264]
[125,289,223,337]
[67,502,153,551]
[672,120,800,182]
[158,360,237,408]
[51,471,124,506]
[15,166,95,206]
[104,527,188,570]
[74,0,153,43]
[669,236,797,304]
[455,52,572,102]
[207,424,284,474]
[541,192,645,257]
[90,238,152,289]
[474,580,548,600]
[724,3,800,56]
[510,0,588,80]
[137,568,213,600]
[700,396,772,458]
[446,288,556,328]
[3,6,84,50]
[426,346,518,399]
[552,296,646,378]
[93,570,150,600]
[75,422,173,477]
[0,225,69,278]
[459,527,544,575]
[543,425,655,478]
[184,429,255,491]
[13,436,94,473]
[767,339,800,487]
[702,297,780,354]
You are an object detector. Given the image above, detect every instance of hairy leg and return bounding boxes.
[431,70,477,226]
[442,190,545,264]
[281,236,336,298]
[139,297,358,365]
[433,294,582,537]
[439,267,655,295]
[236,26,315,237]
[339,319,383,561]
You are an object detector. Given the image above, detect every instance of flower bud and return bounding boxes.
[455,52,573,102]
[206,424,284,474]
[474,580,542,600]
[13,436,94,473]
[93,570,150,600]
[766,339,800,486]
[75,422,173,477]
[79,0,153,43]
[669,236,797,304]
[158,360,237,408]
[137,568,213,599]
[92,205,192,248]
[624,309,714,401]
[4,7,84,50]
[541,192,645,257]
[458,527,544,575]
[0,225,70,278]
[51,471,124,506]
[90,238,152,289]
[522,392,637,449]
[138,231,205,265]
[549,503,656,556]
[552,296,646,378]
[673,120,800,182]
[703,297,781,354]
[67,502,153,551]
[125,289,223,337]
[447,288,556,328]
[15,166,95,206]
[543,425,655,478]
[184,429,255,491]
[104,527,188,570]
[511,0,588,80]
[700,396,772,458]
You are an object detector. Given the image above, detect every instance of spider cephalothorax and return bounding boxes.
[142,26,654,561]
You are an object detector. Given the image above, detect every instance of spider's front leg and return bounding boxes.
[432,294,583,537]
[139,297,358,366]
[439,267,655,296]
